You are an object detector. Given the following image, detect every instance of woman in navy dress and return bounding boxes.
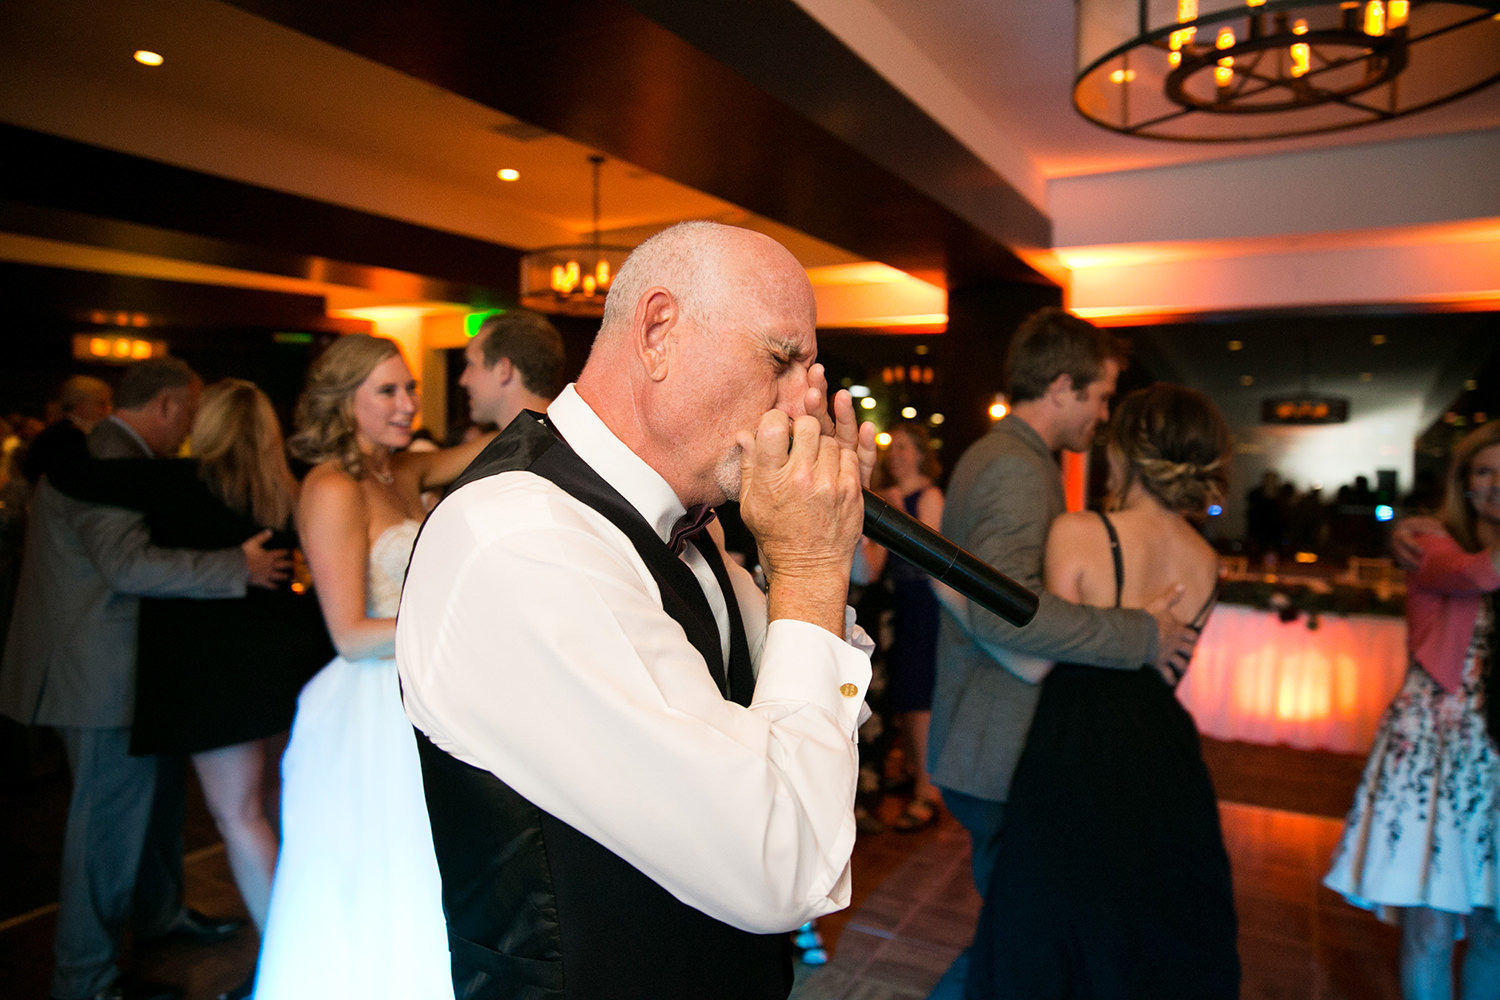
[860,421,945,830]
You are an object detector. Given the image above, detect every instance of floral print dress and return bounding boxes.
[1324,601,1500,921]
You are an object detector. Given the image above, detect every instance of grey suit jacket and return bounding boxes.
[0,417,247,729]
[927,415,1158,804]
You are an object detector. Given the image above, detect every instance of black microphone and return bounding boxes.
[863,488,1038,627]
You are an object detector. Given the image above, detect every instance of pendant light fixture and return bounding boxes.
[519,154,631,317]
[1074,1,1500,141]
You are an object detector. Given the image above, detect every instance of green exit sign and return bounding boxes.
[464,310,506,337]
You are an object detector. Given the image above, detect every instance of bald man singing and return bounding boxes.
[397,221,876,999]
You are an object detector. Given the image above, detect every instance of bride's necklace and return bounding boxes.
[367,463,394,485]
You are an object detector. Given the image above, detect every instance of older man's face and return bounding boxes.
[669,258,819,506]
[707,323,819,504]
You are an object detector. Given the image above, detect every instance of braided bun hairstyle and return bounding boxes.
[1107,384,1231,522]
[287,333,401,480]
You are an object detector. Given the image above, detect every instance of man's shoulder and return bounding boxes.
[87,419,147,459]
[950,423,1052,492]
[431,470,600,543]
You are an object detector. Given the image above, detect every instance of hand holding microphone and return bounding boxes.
[807,379,1037,628]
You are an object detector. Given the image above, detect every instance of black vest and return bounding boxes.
[414,412,791,1000]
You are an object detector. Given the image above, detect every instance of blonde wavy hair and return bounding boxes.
[287,334,402,479]
[1440,419,1500,553]
[1107,384,1231,522]
[191,379,298,530]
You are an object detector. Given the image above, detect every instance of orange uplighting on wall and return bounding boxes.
[1227,649,1338,724]
[72,334,166,364]
[1061,450,1087,513]
[1274,669,1334,723]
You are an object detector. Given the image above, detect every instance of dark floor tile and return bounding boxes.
[859,938,954,994]
[1236,891,1316,945]
[828,925,888,970]
[851,890,915,934]
[841,980,928,1000]
[1239,935,1317,1000]
[790,960,854,1000]
[1315,943,1402,1000]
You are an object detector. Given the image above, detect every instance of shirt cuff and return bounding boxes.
[752,618,872,732]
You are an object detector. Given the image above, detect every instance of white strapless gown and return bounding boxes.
[254,521,454,1000]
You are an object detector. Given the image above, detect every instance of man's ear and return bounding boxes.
[635,287,677,382]
[154,390,180,423]
[1045,372,1075,405]
[492,357,515,386]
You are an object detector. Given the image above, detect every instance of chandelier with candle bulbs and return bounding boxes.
[519,154,632,317]
[1074,0,1500,141]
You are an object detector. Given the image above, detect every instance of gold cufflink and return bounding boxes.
[840,683,859,698]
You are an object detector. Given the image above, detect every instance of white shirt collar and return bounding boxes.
[546,384,690,547]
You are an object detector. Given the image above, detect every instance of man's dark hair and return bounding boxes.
[476,310,566,398]
[1004,307,1128,404]
[114,357,197,410]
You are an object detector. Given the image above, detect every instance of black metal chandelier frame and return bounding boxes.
[1073,1,1500,142]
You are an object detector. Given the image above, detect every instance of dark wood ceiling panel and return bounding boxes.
[0,124,521,304]
[223,0,1052,289]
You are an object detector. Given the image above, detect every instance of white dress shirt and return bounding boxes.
[397,385,871,934]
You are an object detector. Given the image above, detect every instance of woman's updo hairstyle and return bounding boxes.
[288,334,401,479]
[1107,384,1231,521]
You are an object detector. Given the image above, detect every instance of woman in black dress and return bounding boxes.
[968,384,1239,1000]
[51,379,331,942]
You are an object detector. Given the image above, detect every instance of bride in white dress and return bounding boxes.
[254,334,491,1000]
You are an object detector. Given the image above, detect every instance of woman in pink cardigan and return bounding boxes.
[1325,420,1500,1000]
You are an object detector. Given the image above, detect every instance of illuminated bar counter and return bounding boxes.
[1178,591,1408,754]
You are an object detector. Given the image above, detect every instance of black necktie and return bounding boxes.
[668,504,716,556]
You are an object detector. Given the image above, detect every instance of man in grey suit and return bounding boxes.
[0,358,289,1000]
[925,308,1197,996]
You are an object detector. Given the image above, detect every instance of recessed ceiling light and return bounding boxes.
[496,168,520,182]
[1239,375,1254,387]
[1227,340,1242,351]
[133,50,164,67]
[1371,334,1387,345]
[1360,372,1374,382]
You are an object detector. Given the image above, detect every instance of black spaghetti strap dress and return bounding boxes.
[967,512,1239,1000]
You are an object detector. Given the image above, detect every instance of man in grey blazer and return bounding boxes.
[1,358,288,1000]
[926,309,1197,995]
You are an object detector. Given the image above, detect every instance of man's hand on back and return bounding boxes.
[1145,584,1196,685]
[242,529,292,589]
